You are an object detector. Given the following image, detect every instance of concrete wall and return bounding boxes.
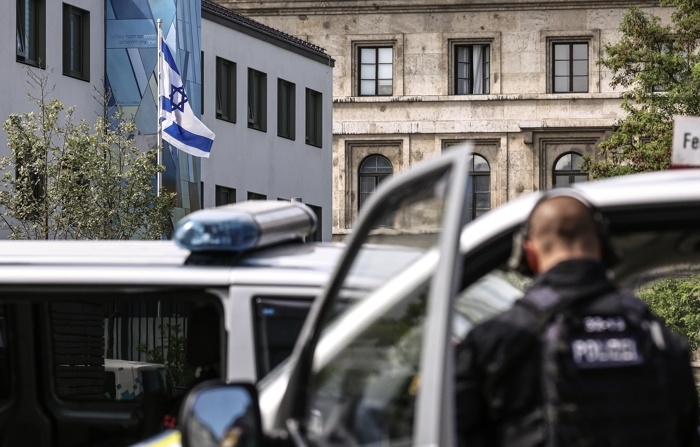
[214,1,674,239]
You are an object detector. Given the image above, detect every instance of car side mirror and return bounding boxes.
[180,380,262,447]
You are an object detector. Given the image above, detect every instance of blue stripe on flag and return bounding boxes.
[161,96,173,113]
[163,122,213,155]
[161,40,180,76]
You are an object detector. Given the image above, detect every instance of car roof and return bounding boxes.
[0,239,343,267]
[461,169,700,253]
[460,169,700,282]
[0,239,425,289]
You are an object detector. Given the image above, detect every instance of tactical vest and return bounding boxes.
[514,286,677,447]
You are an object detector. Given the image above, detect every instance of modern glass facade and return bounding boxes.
[105,0,203,225]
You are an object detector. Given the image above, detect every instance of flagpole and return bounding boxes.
[156,18,163,197]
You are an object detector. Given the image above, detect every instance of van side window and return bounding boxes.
[254,297,313,377]
[0,293,223,447]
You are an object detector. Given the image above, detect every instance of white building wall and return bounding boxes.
[1,0,105,149]
[201,18,334,240]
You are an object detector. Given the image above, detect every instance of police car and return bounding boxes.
[0,200,425,446]
[172,146,700,447]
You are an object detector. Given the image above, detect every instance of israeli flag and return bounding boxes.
[159,39,215,158]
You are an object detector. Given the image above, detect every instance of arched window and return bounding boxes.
[553,152,588,187]
[468,154,490,221]
[358,155,393,211]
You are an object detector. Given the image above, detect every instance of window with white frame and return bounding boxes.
[17,0,45,68]
[359,47,393,96]
[553,152,588,187]
[454,44,490,95]
[552,42,588,93]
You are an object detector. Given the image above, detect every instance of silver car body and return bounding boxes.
[258,151,700,447]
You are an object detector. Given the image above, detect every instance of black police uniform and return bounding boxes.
[455,259,700,447]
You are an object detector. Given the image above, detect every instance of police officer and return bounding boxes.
[454,192,700,447]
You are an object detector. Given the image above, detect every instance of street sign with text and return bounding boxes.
[672,116,700,167]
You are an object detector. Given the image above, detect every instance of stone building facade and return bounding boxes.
[215,0,670,239]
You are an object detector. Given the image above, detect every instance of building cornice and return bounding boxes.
[216,0,662,16]
[202,0,335,66]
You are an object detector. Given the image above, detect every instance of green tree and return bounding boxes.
[585,0,700,178]
[638,275,700,352]
[0,68,174,239]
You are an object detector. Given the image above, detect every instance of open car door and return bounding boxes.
[271,143,473,447]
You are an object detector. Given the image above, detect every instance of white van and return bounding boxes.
[0,200,422,447]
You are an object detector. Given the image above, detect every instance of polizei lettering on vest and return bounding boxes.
[571,337,641,367]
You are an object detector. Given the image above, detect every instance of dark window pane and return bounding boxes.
[359,176,376,194]
[358,155,392,211]
[456,79,468,95]
[475,175,490,192]
[476,193,490,208]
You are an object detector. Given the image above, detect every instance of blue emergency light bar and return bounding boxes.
[173,201,317,252]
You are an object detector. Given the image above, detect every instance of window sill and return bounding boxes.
[248,124,267,133]
[63,71,90,82]
[333,92,623,103]
[216,115,236,124]
[17,58,45,70]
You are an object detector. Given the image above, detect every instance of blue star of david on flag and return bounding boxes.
[169,85,187,112]
[159,38,215,158]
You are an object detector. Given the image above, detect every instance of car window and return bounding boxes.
[452,269,527,342]
[303,266,526,447]
[0,292,223,447]
[289,147,471,447]
[307,281,429,447]
[253,296,314,378]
